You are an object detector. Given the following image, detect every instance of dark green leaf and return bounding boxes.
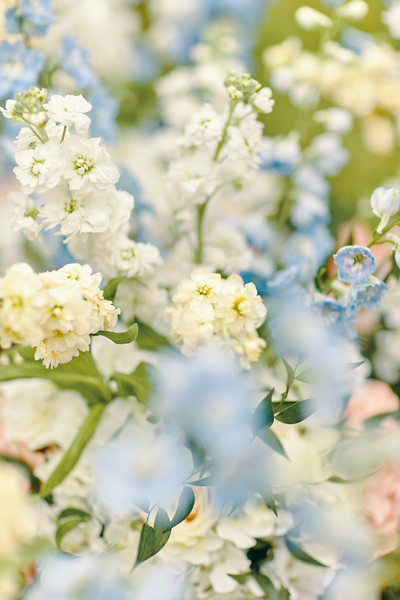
[285,537,327,567]
[94,323,138,344]
[274,399,314,424]
[57,507,91,521]
[252,389,274,433]
[256,428,288,459]
[110,361,152,404]
[135,321,171,351]
[39,403,106,499]
[135,508,171,566]
[102,277,129,301]
[169,486,195,528]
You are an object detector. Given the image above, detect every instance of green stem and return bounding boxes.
[60,125,67,144]
[194,100,238,264]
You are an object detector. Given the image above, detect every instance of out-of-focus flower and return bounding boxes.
[295,6,333,30]
[370,187,400,234]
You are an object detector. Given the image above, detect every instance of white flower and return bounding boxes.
[184,103,224,146]
[8,190,41,241]
[295,6,333,30]
[62,135,119,192]
[112,238,163,278]
[14,141,65,194]
[383,1,400,39]
[313,108,353,134]
[44,94,92,134]
[370,187,400,233]
[337,0,368,21]
[39,187,113,241]
[252,87,275,113]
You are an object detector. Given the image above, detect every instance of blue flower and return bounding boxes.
[88,84,119,144]
[0,40,45,99]
[350,278,388,308]
[94,424,191,514]
[59,37,97,89]
[333,245,376,284]
[291,191,330,230]
[311,298,357,332]
[5,0,55,38]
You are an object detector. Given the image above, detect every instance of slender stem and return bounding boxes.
[194,100,238,264]
[60,125,67,144]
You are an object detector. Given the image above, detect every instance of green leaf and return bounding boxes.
[135,321,171,351]
[285,537,327,567]
[169,486,195,528]
[57,507,91,521]
[102,276,129,301]
[252,389,274,433]
[274,399,314,424]
[253,573,291,599]
[55,515,90,548]
[256,428,288,459]
[0,349,110,406]
[135,508,171,566]
[94,323,138,344]
[110,361,152,404]
[228,572,250,584]
[39,403,106,499]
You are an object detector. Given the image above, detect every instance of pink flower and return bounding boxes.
[344,380,399,429]
[363,465,400,554]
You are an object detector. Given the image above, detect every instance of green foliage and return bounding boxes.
[135,321,171,351]
[252,389,274,433]
[0,347,111,406]
[273,399,314,424]
[135,508,171,566]
[94,323,138,344]
[55,508,91,548]
[253,572,291,599]
[256,428,288,459]
[110,361,152,403]
[284,537,327,567]
[169,486,195,528]
[39,403,106,499]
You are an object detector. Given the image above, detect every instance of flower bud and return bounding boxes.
[370,187,400,233]
[295,6,333,30]
[337,0,368,20]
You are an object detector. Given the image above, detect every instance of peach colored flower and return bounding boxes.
[363,464,400,554]
[344,380,399,429]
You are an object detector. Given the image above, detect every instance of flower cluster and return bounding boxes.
[0,262,119,367]
[168,269,266,363]
[2,88,161,279]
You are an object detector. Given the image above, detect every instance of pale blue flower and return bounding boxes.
[0,40,45,98]
[93,425,192,514]
[312,298,356,331]
[333,245,376,284]
[5,0,55,38]
[350,278,388,308]
[23,554,133,600]
[88,84,119,144]
[259,134,302,175]
[59,37,97,89]
[291,191,330,230]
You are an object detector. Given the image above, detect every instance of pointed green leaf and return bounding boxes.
[57,507,91,521]
[252,389,274,433]
[55,516,90,548]
[274,399,314,424]
[228,573,250,584]
[169,486,195,528]
[102,276,129,301]
[135,508,171,566]
[39,403,106,499]
[256,428,288,459]
[285,537,327,567]
[94,323,138,345]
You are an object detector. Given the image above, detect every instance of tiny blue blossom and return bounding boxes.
[350,278,388,308]
[5,0,55,38]
[59,37,97,89]
[0,40,45,99]
[88,84,119,144]
[333,245,377,284]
